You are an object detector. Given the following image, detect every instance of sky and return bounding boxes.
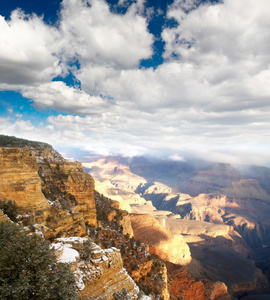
[0,0,270,166]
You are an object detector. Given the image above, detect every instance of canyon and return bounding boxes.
[83,156,270,299]
[1,135,270,299]
[0,136,140,299]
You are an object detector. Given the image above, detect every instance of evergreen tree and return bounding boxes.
[0,222,78,299]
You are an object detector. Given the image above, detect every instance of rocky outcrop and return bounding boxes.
[78,246,138,299]
[52,237,139,299]
[83,159,149,212]
[108,207,134,237]
[95,191,134,237]
[130,214,191,265]
[0,148,50,223]
[39,160,97,227]
[131,260,170,300]
[0,141,97,238]
[166,262,231,300]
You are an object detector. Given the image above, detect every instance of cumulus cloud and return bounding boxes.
[1,0,270,166]
[0,9,61,88]
[60,0,153,69]
[163,0,270,100]
[21,81,114,114]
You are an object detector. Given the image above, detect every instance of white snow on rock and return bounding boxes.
[55,237,88,243]
[74,269,85,291]
[58,246,79,263]
[51,242,79,263]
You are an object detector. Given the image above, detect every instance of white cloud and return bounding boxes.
[1,0,270,166]
[168,154,185,161]
[59,0,153,69]
[1,114,270,166]
[21,81,114,114]
[163,0,270,93]
[0,10,62,88]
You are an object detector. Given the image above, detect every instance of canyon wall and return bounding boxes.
[0,148,50,221]
[52,237,139,300]
[130,214,191,265]
[0,145,97,238]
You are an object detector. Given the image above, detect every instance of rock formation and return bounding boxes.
[0,148,50,222]
[166,262,231,300]
[0,137,97,238]
[130,214,191,265]
[85,155,270,298]
[83,159,151,212]
[3,137,270,299]
[52,237,139,299]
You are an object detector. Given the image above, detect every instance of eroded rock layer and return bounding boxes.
[0,148,50,221]
[130,214,191,265]
[52,238,139,300]
[0,143,97,238]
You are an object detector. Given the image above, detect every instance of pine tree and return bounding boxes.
[0,222,78,299]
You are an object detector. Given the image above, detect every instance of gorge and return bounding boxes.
[1,135,270,299]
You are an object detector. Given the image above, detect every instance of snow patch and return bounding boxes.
[140,296,152,300]
[55,237,88,243]
[58,246,79,263]
[74,268,85,290]
[51,242,79,263]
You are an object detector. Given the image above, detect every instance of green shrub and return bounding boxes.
[0,199,18,222]
[0,222,78,299]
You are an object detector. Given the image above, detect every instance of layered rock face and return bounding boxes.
[52,237,139,300]
[78,246,139,299]
[39,160,97,228]
[0,142,97,238]
[84,155,270,298]
[0,148,50,222]
[83,159,151,212]
[130,214,191,265]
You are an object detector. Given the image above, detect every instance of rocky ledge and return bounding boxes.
[52,237,139,299]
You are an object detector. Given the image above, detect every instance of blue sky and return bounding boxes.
[0,0,270,166]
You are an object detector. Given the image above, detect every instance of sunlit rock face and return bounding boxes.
[39,160,97,228]
[0,142,97,238]
[130,214,191,265]
[83,159,151,212]
[0,148,50,222]
[52,238,139,300]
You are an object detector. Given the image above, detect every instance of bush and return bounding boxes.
[79,238,94,261]
[0,222,78,299]
[0,199,18,222]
